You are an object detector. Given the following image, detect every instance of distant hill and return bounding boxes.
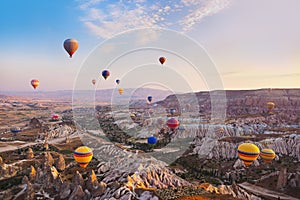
[0,88,173,103]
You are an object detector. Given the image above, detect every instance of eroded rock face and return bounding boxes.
[42,152,54,167]
[277,167,287,190]
[72,171,85,188]
[55,154,66,171]
[69,185,85,200]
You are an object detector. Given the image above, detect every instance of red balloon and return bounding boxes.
[167,118,179,129]
[159,57,166,65]
[31,79,39,89]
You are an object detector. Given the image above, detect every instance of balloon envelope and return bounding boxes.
[10,127,21,133]
[159,57,166,65]
[170,108,176,115]
[92,79,96,85]
[118,88,124,95]
[237,143,260,166]
[102,70,110,80]
[148,136,157,145]
[51,114,59,121]
[267,102,275,110]
[167,118,179,129]
[260,149,276,163]
[74,146,93,168]
[116,79,120,84]
[31,79,39,89]
[147,96,152,103]
[63,39,78,58]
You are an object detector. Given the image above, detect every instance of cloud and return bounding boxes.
[180,0,232,31]
[78,0,232,39]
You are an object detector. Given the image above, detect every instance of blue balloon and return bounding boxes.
[147,96,152,102]
[147,136,157,145]
[102,70,110,80]
[170,108,176,115]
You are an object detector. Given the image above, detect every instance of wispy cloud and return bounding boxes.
[78,0,232,39]
[180,0,232,31]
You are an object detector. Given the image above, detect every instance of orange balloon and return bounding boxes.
[31,79,39,89]
[92,79,96,85]
[63,38,79,58]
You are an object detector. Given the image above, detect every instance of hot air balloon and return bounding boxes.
[116,79,120,84]
[260,149,276,163]
[10,127,21,134]
[51,114,59,121]
[118,88,124,95]
[74,146,93,168]
[167,118,179,130]
[266,102,275,111]
[102,70,110,80]
[31,79,39,89]
[237,143,260,166]
[170,108,176,115]
[147,96,152,103]
[148,136,157,145]
[92,79,96,85]
[159,57,166,65]
[63,38,78,58]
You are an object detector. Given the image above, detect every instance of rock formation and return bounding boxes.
[26,148,34,159]
[55,154,66,171]
[29,165,36,182]
[277,167,287,190]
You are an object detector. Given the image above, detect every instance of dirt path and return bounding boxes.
[238,182,299,200]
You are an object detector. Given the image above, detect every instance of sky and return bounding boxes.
[0,0,299,92]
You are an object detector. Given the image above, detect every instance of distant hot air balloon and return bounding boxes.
[10,127,21,134]
[31,79,39,89]
[266,102,275,111]
[260,149,276,163]
[63,38,78,58]
[167,117,179,130]
[102,70,110,80]
[118,88,124,95]
[159,57,166,65]
[170,108,176,115]
[237,143,260,166]
[51,114,59,121]
[74,146,93,168]
[147,96,152,103]
[92,79,96,85]
[148,136,157,145]
[116,79,120,84]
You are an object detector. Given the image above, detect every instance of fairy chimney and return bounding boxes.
[26,148,34,159]
[55,154,66,171]
[29,165,36,182]
[43,141,49,150]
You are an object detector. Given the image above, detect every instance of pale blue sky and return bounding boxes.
[0,0,299,91]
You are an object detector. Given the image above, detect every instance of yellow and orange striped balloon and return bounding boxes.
[237,143,260,166]
[260,149,276,163]
[74,146,93,168]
